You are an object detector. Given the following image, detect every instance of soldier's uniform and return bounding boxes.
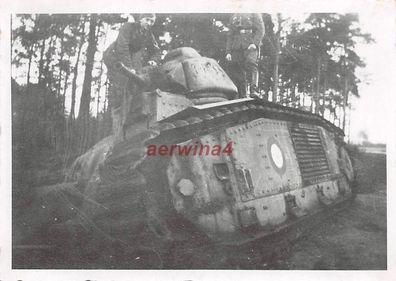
[226,13,265,98]
[103,17,161,142]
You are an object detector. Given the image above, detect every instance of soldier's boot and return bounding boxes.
[249,85,260,99]
[248,70,260,99]
[239,72,248,99]
[243,84,250,98]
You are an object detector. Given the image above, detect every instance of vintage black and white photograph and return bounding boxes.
[7,6,392,274]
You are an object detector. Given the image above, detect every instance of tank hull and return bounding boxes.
[146,98,354,245]
[45,97,355,265]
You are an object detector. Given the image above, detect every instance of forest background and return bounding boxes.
[11,13,374,198]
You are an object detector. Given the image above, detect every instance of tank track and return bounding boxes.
[148,98,344,145]
[49,130,175,268]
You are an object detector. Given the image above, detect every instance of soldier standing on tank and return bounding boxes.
[103,13,161,142]
[225,13,265,99]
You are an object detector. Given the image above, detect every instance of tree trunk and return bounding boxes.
[342,79,349,131]
[322,76,328,117]
[64,21,86,167]
[62,62,70,115]
[272,14,281,103]
[95,23,108,142]
[310,80,315,113]
[69,29,85,121]
[38,38,47,85]
[290,84,297,108]
[101,79,112,139]
[342,50,349,131]
[77,14,98,154]
[41,37,55,131]
[57,35,66,99]
[26,44,34,87]
[43,36,55,88]
[56,64,70,155]
[347,105,351,143]
[314,57,321,114]
[101,91,107,139]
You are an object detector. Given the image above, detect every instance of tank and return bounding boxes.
[46,47,356,268]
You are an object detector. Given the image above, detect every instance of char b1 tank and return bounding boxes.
[49,47,356,268]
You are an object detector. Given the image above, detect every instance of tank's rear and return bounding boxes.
[165,113,354,245]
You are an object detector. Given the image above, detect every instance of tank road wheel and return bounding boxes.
[138,153,233,269]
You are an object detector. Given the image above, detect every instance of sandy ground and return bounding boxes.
[277,193,386,269]
[275,152,387,270]
[12,152,387,269]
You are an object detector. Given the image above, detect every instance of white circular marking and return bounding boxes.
[270,143,284,169]
[177,178,196,196]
